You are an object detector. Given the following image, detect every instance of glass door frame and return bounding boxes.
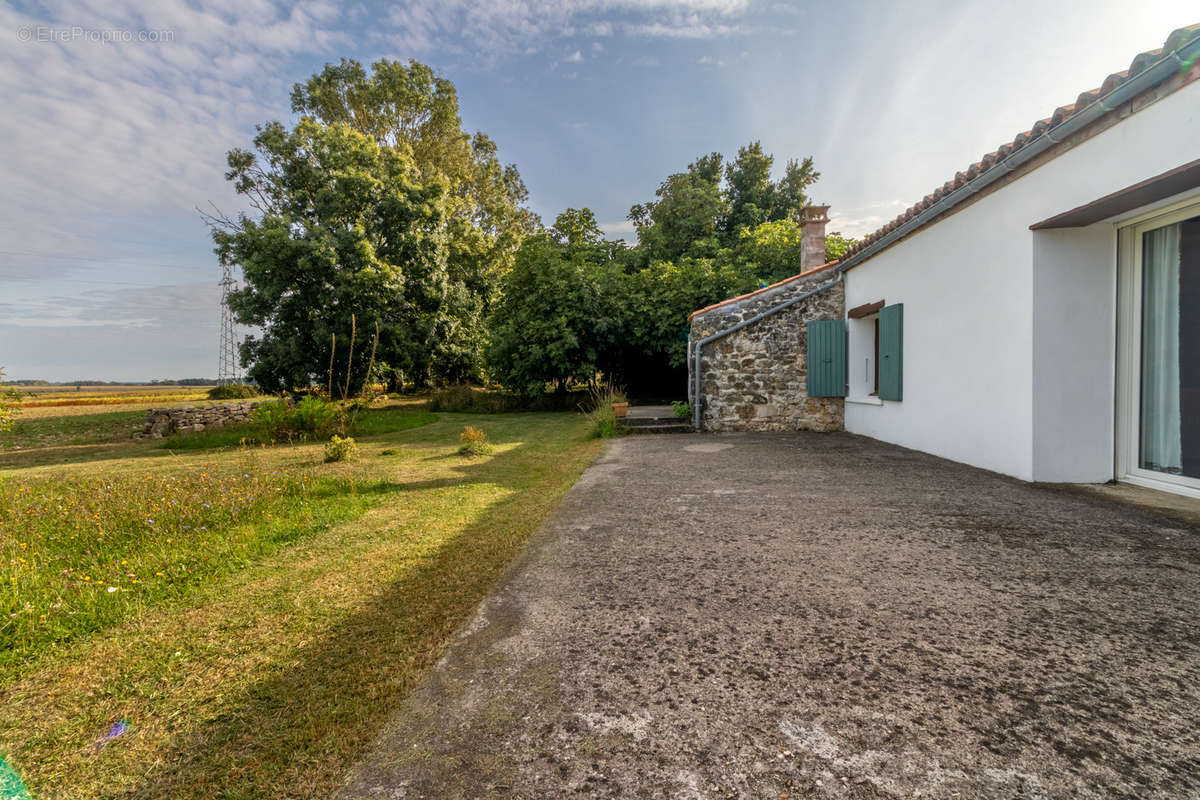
[1116,197,1200,498]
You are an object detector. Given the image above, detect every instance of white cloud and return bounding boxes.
[0,282,221,329]
[828,201,910,239]
[565,49,584,62]
[600,219,637,235]
[0,0,348,270]
[378,0,750,59]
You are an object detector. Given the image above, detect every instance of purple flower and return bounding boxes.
[99,720,129,746]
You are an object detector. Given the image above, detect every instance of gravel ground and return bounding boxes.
[338,431,1200,799]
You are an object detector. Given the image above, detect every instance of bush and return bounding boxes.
[457,425,495,457]
[429,384,485,412]
[0,368,19,432]
[582,385,626,438]
[429,384,590,414]
[253,396,340,440]
[585,404,618,438]
[324,435,357,463]
[672,400,691,420]
[291,396,340,435]
[207,383,259,400]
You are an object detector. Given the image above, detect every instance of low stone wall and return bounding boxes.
[136,401,265,439]
[688,271,845,432]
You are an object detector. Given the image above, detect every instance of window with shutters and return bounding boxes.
[877,303,903,401]
[848,302,902,404]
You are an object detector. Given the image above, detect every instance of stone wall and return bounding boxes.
[136,401,267,439]
[688,270,845,432]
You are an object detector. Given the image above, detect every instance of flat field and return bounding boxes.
[0,398,601,799]
[9,385,217,409]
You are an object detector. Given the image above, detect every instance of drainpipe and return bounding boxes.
[692,273,843,430]
[836,30,1200,273]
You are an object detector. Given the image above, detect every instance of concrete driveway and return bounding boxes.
[338,432,1200,799]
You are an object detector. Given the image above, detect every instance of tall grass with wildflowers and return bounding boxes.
[0,459,372,675]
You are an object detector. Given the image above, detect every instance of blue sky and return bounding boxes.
[0,0,1195,381]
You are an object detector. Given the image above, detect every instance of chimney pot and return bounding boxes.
[799,204,830,270]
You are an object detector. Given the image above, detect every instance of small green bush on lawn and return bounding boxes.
[324,435,357,463]
[457,426,495,457]
[207,384,259,400]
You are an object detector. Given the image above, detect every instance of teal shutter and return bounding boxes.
[878,303,903,401]
[806,319,846,398]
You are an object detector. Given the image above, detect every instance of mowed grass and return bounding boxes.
[2,409,149,452]
[1,464,373,675]
[0,404,603,799]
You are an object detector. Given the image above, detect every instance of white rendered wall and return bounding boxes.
[1031,225,1116,482]
[843,81,1200,482]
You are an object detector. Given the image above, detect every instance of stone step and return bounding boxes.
[620,422,694,435]
[621,415,687,427]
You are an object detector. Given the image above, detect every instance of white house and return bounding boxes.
[689,24,1200,498]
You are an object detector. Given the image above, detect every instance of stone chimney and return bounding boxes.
[799,204,830,271]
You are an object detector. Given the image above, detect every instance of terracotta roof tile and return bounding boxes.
[833,24,1200,264]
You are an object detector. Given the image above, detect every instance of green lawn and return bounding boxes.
[0,403,602,799]
[1,409,147,450]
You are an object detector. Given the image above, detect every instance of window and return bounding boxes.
[848,301,902,403]
[1117,200,1200,496]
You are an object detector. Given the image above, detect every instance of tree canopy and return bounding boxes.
[487,210,625,396]
[215,59,535,392]
[214,63,854,397]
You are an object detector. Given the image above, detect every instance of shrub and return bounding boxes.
[252,399,293,435]
[291,396,340,435]
[207,383,259,400]
[429,385,515,414]
[428,384,477,412]
[671,400,692,419]
[324,435,358,462]
[0,368,19,432]
[585,404,618,438]
[457,425,495,457]
[252,396,340,440]
[582,384,625,438]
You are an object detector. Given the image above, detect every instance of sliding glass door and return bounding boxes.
[1119,201,1200,496]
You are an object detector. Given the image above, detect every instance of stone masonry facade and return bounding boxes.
[688,271,845,432]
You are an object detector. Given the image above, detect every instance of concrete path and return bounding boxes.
[338,432,1200,799]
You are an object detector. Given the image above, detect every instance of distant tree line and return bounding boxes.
[1,379,218,386]
[214,59,855,397]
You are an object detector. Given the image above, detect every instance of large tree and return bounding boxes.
[628,143,821,264]
[628,153,728,264]
[723,142,820,239]
[217,59,536,390]
[488,210,625,395]
[216,119,447,394]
